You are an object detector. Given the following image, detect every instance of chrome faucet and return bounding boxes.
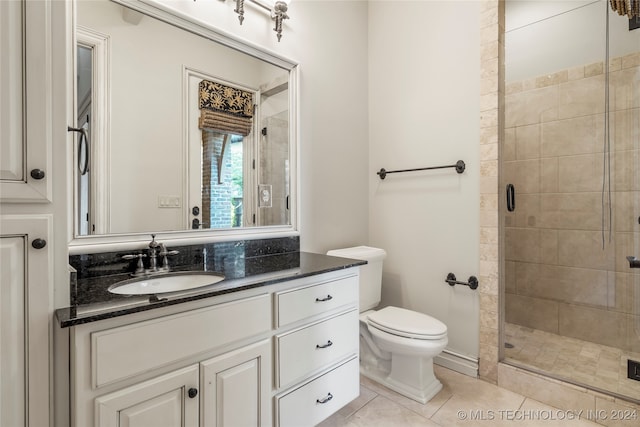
[122,235,180,277]
[147,234,161,273]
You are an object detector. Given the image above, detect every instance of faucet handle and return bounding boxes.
[122,253,147,275]
[122,253,147,260]
[158,243,179,257]
[158,244,179,271]
[160,249,180,257]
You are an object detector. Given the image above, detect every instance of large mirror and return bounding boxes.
[71,0,297,242]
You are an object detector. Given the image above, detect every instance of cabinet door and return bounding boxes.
[95,365,199,427]
[0,0,52,202]
[0,215,51,427]
[201,340,272,427]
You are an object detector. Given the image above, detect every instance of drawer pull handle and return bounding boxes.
[316,393,333,404]
[315,295,333,302]
[316,340,333,349]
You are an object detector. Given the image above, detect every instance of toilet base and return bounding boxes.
[360,354,443,404]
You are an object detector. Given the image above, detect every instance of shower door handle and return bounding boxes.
[626,256,640,268]
[506,184,515,212]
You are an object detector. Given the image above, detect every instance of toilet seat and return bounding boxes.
[367,306,447,340]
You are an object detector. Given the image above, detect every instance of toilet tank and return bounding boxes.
[326,246,386,312]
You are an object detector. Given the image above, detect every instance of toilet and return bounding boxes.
[327,246,448,404]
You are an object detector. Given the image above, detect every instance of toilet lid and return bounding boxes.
[367,306,447,339]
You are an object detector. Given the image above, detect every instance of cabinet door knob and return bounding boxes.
[30,169,45,180]
[188,388,198,399]
[31,238,47,249]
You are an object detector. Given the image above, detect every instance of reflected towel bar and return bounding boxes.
[445,273,478,290]
[377,160,465,180]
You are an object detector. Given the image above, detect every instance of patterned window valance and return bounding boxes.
[198,80,254,136]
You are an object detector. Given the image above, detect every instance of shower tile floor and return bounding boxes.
[504,322,640,402]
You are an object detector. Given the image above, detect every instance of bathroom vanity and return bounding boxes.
[57,251,364,427]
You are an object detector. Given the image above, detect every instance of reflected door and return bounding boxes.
[186,71,253,230]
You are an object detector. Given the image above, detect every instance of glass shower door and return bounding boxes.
[502,0,640,401]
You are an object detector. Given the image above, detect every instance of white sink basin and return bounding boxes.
[108,272,225,295]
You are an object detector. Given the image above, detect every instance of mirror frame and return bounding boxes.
[68,0,299,254]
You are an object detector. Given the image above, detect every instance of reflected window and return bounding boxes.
[201,132,244,229]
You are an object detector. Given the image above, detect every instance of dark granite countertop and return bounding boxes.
[56,251,365,328]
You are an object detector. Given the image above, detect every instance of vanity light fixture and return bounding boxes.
[220,0,291,42]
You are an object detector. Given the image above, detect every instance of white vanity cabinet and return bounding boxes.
[71,293,273,427]
[67,268,361,427]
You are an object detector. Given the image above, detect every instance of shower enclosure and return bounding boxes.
[502,1,640,402]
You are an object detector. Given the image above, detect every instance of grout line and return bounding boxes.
[426,393,454,422]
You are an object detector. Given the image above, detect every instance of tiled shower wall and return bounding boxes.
[259,112,289,227]
[503,52,640,353]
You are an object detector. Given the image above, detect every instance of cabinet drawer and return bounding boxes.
[276,357,359,427]
[275,275,358,327]
[91,294,270,388]
[276,309,358,388]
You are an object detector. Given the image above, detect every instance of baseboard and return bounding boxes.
[434,348,478,378]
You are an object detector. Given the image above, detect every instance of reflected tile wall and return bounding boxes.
[504,51,640,353]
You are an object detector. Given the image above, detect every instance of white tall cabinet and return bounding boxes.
[0,216,52,427]
[1,0,58,426]
[0,0,53,202]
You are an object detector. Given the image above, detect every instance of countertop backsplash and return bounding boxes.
[68,236,300,307]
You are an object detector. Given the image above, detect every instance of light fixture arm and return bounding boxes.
[234,0,245,24]
[272,1,289,42]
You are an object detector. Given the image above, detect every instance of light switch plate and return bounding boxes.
[158,195,181,208]
[258,184,272,208]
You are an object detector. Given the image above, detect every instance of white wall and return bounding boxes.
[368,1,481,360]
[155,0,371,252]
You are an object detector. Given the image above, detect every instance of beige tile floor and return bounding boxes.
[504,323,640,401]
[319,365,621,426]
